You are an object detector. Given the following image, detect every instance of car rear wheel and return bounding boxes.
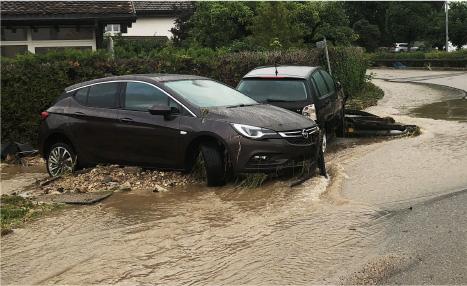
[200,142,227,187]
[336,108,346,137]
[46,143,76,177]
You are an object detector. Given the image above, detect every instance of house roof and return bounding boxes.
[133,1,193,16]
[1,1,136,22]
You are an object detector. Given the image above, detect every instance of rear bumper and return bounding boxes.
[227,132,321,174]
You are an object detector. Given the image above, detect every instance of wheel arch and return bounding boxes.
[42,132,76,158]
[183,132,230,172]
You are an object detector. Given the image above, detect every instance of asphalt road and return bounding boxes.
[341,70,467,284]
[383,189,467,284]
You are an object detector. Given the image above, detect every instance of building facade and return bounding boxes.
[1,1,136,57]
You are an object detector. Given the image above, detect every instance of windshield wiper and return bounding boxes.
[265,98,288,102]
[227,103,258,108]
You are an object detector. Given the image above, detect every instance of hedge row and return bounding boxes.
[1,47,368,145]
[369,49,467,68]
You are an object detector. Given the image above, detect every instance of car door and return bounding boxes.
[115,81,182,168]
[67,82,122,164]
[310,71,333,127]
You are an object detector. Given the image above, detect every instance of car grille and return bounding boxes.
[279,126,319,145]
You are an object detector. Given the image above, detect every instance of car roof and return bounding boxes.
[242,66,320,79]
[64,74,208,92]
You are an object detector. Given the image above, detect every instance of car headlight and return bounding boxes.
[231,123,278,139]
[302,104,317,121]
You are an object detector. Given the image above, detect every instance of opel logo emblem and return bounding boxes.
[302,129,309,138]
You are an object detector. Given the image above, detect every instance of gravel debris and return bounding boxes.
[34,165,199,195]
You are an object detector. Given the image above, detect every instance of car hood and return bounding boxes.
[203,104,316,131]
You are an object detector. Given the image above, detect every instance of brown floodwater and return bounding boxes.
[0,169,389,285]
[2,80,466,285]
[411,98,467,122]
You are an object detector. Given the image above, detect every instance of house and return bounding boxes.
[0,1,136,57]
[105,1,193,40]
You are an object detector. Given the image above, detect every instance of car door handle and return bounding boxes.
[74,111,85,116]
[119,117,134,123]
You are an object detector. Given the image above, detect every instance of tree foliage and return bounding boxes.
[353,19,381,52]
[248,2,303,49]
[449,2,467,49]
[187,2,253,49]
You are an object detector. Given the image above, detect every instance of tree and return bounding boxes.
[345,1,390,46]
[294,2,357,46]
[353,19,381,51]
[187,2,253,49]
[387,2,444,50]
[449,2,467,49]
[170,4,195,47]
[248,2,303,49]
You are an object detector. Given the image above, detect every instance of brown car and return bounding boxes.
[39,74,321,186]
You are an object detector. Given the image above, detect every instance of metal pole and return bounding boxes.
[324,37,332,75]
[445,1,449,52]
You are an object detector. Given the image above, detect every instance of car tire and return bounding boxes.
[336,108,346,137]
[46,142,77,177]
[200,142,226,187]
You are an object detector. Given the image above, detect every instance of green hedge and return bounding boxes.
[1,47,368,145]
[369,50,467,67]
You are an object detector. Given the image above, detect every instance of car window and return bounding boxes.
[320,71,336,93]
[74,87,89,105]
[237,79,308,102]
[87,82,119,108]
[311,72,329,98]
[124,82,170,111]
[164,79,257,108]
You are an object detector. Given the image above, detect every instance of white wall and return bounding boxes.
[124,17,176,38]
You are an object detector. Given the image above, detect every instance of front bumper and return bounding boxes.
[227,130,321,173]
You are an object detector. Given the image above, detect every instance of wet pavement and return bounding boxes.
[1,70,467,284]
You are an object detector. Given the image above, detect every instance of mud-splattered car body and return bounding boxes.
[39,74,320,185]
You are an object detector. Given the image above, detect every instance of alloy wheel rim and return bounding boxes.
[322,133,327,153]
[48,146,74,177]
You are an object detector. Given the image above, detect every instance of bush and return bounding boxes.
[369,49,467,68]
[1,47,368,145]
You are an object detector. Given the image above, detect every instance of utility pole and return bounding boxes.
[445,1,449,52]
[323,37,332,75]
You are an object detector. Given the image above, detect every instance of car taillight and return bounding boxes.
[40,111,49,120]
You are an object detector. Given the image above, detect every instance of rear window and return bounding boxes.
[87,82,119,108]
[237,79,308,102]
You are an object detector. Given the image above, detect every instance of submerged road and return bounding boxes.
[341,70,467,284]
[1,69,466,284]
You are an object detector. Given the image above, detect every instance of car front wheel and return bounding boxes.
[46,142,76,177]
[200,142,227,187]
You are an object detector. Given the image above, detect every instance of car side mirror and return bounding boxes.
[148,104,171,116]
[335,81,342,91]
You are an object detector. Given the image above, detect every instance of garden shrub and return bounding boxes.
[1,47,368,145]
[369,49,467,67]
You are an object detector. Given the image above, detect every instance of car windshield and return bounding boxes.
[237,79,308,102]
[164,79,257,108]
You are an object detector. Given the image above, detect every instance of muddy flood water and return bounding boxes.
[2,79,467,285]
